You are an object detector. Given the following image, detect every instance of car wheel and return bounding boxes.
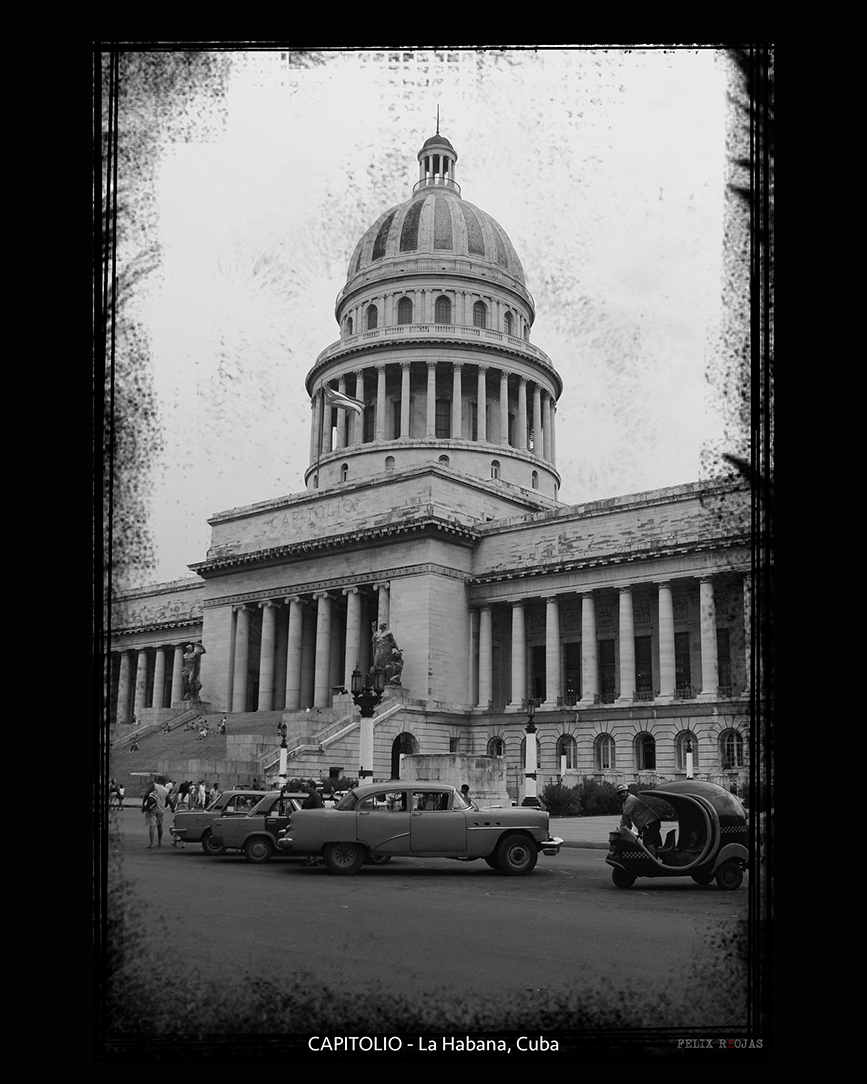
[323,842,366,875]
[612,868,635,889]
[243,837,274,864]
[690,871,715,885]
[201,831,226,856]
[495,834,538,876]
[714,860,744,891]
[367,854,392,865]
[484,854,500,870]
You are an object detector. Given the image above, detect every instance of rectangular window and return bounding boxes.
[363,405,374,443]
[717,627,731,692]
[564,642,581,704]
[599,640,616,703]
[675,632,691,689]
[435,399,451,438]
[508,412,515,446]
[532,644,546,702]
[635,636,652,698]
[449,736,459,753]
[470,401,478,441]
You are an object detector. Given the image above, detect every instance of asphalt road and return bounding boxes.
[109,808,747,999]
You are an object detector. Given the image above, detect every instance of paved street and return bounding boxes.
[109,808,747,1000]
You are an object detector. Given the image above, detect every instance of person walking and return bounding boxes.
[142,776,170,849]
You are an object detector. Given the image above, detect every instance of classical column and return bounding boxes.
[313,593,333,707]
[616,588,635,704]
[697,577,719,702]
[579,593,597,706]
[452,363,463,439]
[400,362,411,440]
[231,605,250,712]
[477,365,487,441]
[343,587,362,689]
[350,370,364,445]
[132,650,148,722]
[309,394,319,465]
[550,402,557,468]
[320,387,332,457]
[508,602,526,708]
[116,651,132,724]
[375,364,386,442]
[335,378,347,449]
[426,361,437,437]
[517,378,528,450]
[656,582,675,703]
[170,644,184,706]
[152,647,166,709]
[373,581,390,627]
[542,392,552,462]
[500,370,509,446]
[478,605,493,708]
[257,600,277,710]
[542,596,561,708]
[284,596,304,711]
[532,384,542,455]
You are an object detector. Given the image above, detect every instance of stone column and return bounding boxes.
[284,596,304,711]
[170,644,184,706]
[542,392,553,462]
[133,649,148,721]
[477,365,487,441]
[579,593,597,706]
[500,370,509,446]
[532,384,542,455]
[153,647,166,709]
[350,371,364,445]
[375,364,386,442]
[697,577,719,702]
[343,587,362,688]
[478,605,493,708]
[616,587,635,704]
[309,393,319,465]
[257,600,277,711]
[320,387,332,457]
[231,605,250,712]
[426,361,437,437]
[335,378,347,449]
[452,363,463,439]
[313,593,333,707]
[542,596,561,708]
[656,582,675,703]
[508,602,526,708]
[550,402,557,468]
[517,378,528,450]
[400,362,411,440]
[374,581,390,627]
[116,651,132,724]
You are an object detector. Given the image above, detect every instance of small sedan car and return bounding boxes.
[170,789,269,853]
[207,792,306,862]
[275,781,563,875]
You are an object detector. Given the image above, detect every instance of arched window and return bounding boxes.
[366,304,378,330]
[719,729,744,770]
[595,733,615,771]
[438,454,450,467]
[384,455,395,472]
[557,734,577,771]
[504,310,513,336]
[635,733,656,771]
[435,295,451,324]
[397,297,412,325]
[487,736,505,758]
[473,301,487,328]
[312,473,319,490]
[339,463,349,483]
[523,325,530,341]
[490,459,500,480]
[345,315,353,335]
[675,731,699,773]
[531,470,539,489]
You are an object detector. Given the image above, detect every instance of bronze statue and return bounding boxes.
[181,642,206,701]
[372,623,403,685]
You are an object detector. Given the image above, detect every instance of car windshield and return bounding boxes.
[205,792,224,810]
[452,791,472,811]
[334,791,359,811]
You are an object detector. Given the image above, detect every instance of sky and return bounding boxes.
[112,47,744,590]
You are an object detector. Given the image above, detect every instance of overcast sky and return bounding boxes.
[114,47,742,589]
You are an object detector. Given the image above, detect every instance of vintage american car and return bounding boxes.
[206,792,306,861]
[170,789,269,853]
[275,781,563,875]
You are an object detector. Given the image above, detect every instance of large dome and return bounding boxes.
[346,191,526,288]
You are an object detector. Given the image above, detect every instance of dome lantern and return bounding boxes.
[414,116,459,195]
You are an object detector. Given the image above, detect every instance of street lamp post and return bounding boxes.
[521,699,541,808]
[685,736,694,779]
[277,721,288,790]
[351,665,386,784]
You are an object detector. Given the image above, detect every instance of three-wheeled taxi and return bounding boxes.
[606,780,749,890]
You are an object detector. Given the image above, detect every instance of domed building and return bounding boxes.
[108,130,752,798]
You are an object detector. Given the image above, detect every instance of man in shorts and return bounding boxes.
[142,775,170,849]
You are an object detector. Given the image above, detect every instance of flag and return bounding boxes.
[323,386,365,415]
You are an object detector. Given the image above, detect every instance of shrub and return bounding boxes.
[575,779,623,816]
[541,783,582,817]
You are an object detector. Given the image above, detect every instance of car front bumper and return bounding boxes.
[541,836,563,856]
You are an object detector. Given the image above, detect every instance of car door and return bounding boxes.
[355,791,411,853]
[410,790,467,854]
[263,797,296,841]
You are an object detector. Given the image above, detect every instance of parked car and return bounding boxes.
[275,781,563,875]
[206,792,306,861]
[169,789,269,853]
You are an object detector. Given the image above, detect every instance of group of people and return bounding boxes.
[141,776,220,848]
[108,779,126,809]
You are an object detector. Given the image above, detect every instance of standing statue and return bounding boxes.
[181,642,206,701]
[371,622,404,686]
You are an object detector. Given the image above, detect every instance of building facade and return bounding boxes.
[108,131,751,796]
